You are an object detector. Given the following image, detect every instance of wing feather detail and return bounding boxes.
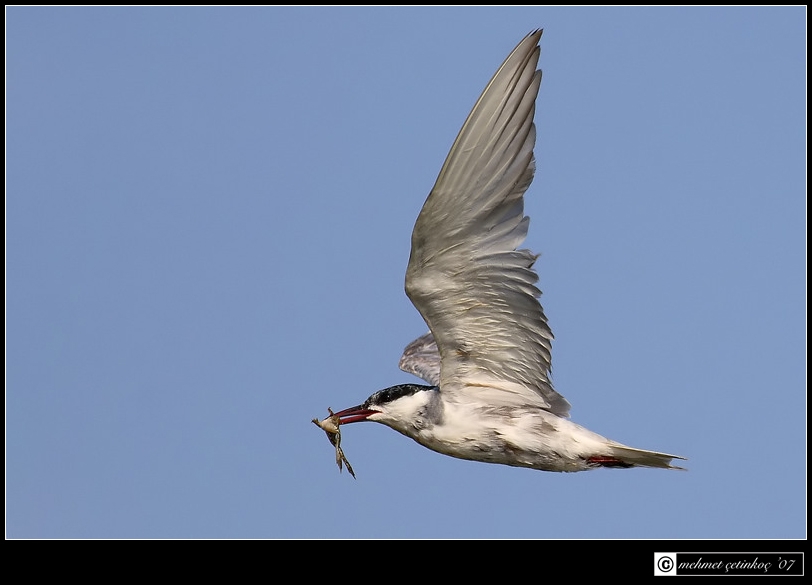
[404,30,571,417]
[398,332,441,386]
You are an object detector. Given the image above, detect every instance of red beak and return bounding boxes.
[332,405,377,425]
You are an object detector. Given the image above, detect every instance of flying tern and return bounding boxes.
[317,30,685,473]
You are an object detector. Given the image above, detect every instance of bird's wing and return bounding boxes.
[399,332,441,386]
[405,30,571,417]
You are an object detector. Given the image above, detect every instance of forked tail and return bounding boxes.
[588,444,686,470]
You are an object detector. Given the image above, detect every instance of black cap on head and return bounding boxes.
[365,384,437,407]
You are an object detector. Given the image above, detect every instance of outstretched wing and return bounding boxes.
[405,30,570,417]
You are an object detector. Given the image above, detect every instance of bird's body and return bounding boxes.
[324,30,684,473]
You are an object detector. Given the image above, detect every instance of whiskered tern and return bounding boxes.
[318,30,685,473]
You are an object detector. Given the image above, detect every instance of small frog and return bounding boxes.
[312,408,356,479]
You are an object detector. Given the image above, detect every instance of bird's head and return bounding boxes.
[333,383,438,435]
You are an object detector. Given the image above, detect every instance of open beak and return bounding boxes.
[332,405,377,425]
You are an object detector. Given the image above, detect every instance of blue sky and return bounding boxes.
[7,7,805,538]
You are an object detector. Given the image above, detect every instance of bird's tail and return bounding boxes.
[588,444,686,470]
